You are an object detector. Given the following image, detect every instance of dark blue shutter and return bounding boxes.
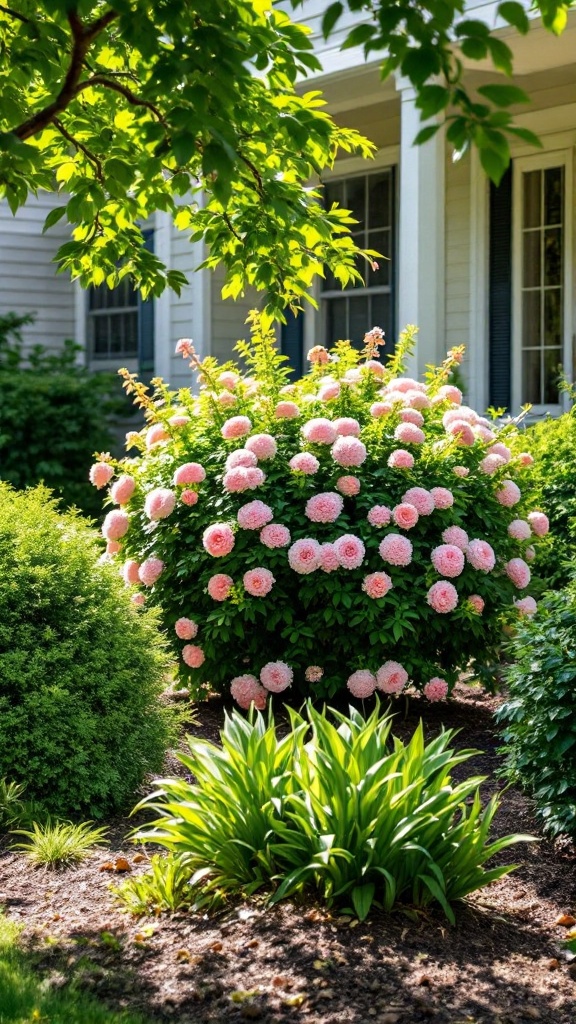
[138,229,155,377]
[281,310,304,379]
[488,167,512,409]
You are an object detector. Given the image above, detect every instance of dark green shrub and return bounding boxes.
[513,410,576,588]
[497,583,576,839]
[0,483,175,819]
[0,313,128,519]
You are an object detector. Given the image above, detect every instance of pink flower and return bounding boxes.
[181,489,198,506]
[302,418,337,445]
[246,467,266,489]
[226,450,257,471]
[125,431,141,449]
[182,644,205,668]
[480,454,505,475]
[122,559,140,586]
[260,661,293,693]
[89,462,114,488]
[430,487,454,510]
[260,524,291,549]
[138,557,164,587]
[245,434,277,461]
[102,510,129,542]
[168,413,191,428]
[528,511,549,537]
[431,544,465,578]
[131,592,146,607]
[379,534,413,566]
[376,661,408,694]
[344,368,362,384]
[146,423,169,448]
[223,467,253,493]
[217,391,236,408]
[394,422,425,445]
[525,545,536,561]
[468,594,485,614]
[237,500,273,530]
[392,503,419,530]
[365,358,385,377]
[207,573,234,601]
[386,390,409,406]
[230,674,267,710]
[308,345,329,364]
[496,480,521,507]
[362,572,393,599]
[402,487,434,516]
[453,465,470,478]
[305,665,324,682]
[447,420,475,446]
[368,505,392,528]
[106,540,121,555]
[218,371,239,390]
[334,533,365,569]
[508,519,531,541]
[442,526,469,551]
[489,442,512,464]
[305,492,344,523]
[474,425,496,443]
[331,436,367,468]
[518,452,534,467]
[175,617,198,640]
[505,558,531,589]
[400,408,425,426]
[288,538,322,574]
[347,670,376,699]
[174,462,206,486]
[466,539,496,572]
[175,338,194,358]
[370,402,392,418]
[244,567,275,597]
[275,401,300,419]
[289,452,320,475]
[203,523,235,557]
[437,384,462,404]
[111,474,135,505]
[424,677,449,701]
[221,415,252,440]
[319,543,339,573]
[405,390,430,411]
[319,381,340,401]
[334,417,361,437]
[388,449,414,470]
[427,581,458,613]
[336,475,361,497]
[387,377,422,394]
[515,596,537,616]
[144,488,176,521]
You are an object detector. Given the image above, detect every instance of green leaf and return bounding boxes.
[351,883,376,922]
[416,85,450,119]
[104,158,135,189]
[172,132,197,166]
[341,24,375,50]
[414,124,441,146]
[402,48,440,87]
[507,126,543,148]
[477,84,530,107]
[479,146,508,184]
[42,206,67,233]
[498,2,530,34]
[322,2,344,39]
[486,37,514,75]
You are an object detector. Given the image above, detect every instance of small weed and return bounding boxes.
[12,820,109,868]
[111,854,193,915]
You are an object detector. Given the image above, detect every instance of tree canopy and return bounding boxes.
[0,0,572,314]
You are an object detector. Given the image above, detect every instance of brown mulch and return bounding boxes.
[1,685,575,1024]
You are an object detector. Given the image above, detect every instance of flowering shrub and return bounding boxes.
[92,314,547,705]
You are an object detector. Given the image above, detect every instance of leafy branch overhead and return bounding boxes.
[0,0,375,313]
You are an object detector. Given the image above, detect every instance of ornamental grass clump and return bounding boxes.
[126,704,530,921]
[93,314,548,704]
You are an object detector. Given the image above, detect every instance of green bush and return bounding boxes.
[0,482,175,819]
[0,312,128,519]
[497,582,576,839]
[129,703,529,922]
[512,409,576,588]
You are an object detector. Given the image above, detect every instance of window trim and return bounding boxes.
[512,148,573,416]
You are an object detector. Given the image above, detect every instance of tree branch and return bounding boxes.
[77,74,166,124]
[238,150,264,196]
[0,3,30,23]
[53,117,104,182]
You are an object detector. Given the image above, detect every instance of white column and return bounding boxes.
[395,76,445,376]
[468,147,489,412]
[153,210,173,381]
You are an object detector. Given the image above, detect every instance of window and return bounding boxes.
[321,168,395,350]
[88,276,139,361]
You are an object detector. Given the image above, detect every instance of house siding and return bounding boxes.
[445,154,471,390]
[210,264,258,365]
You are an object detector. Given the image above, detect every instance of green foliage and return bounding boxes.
[0,779,27,831]
[0,313,126,518]
[0,482,176,819]
[0,912,148,1024]
[511,409,576,588]
[112,854,195,915]
[102,317,543,701]
[131,703,530,921]
[497,583,576,840]
[12,819,109,868]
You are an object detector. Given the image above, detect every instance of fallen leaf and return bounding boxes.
[313,959,329,970]
[247,939,259,949]
[99,862,116,872]
[272,976,289,988]
[547,958,560,970]
[554,913,576,927]
[566,927,576,939]
[230,990,259,1003]
[132,853,148,864]
[176,948,191,962]
[209,941,223,953]
[418,974,432,987]
[114,857,132,872]
[283,993,307,1007]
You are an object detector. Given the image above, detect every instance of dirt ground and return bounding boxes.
[1,684,575,1024]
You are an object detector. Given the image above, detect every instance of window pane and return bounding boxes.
[544,228,562,286]
[349,295,370,349]
[522,348,541,405]
[367,230,390,287]
[370,292,391,349]
[326,298,347,345]
[544,166,563,226]
[522,291,541,348]
[347,177,366,231]
[522,231,540,287]
[544,289,562,347]
[368,172,392,229]
[93,317,109,355]
[324,180,344,210]
[523,170,541,229]
[543,347,562,404]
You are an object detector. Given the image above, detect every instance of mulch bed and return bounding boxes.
[1,684,575,1024]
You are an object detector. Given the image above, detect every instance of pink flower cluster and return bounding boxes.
[302,418,337,445]
[377,661,408,694]
[379,534,412,566]
[427,581,458,613]
[174,462,206,486]
[334,534,365,569]
[175,617,198,640]
[336,475,360,497]
[331,436,367,468]
[102,510,129,541]
[388,449,414,470]
[505,558,531,589]
[260,524,291,548]
[111,474,135,505]
[431,544,465,578]
[305,492,343,523]
[289,452,319,475]
[244,567,275,597]
[230,675,267,710]
[423,677,449,701]
[362,572,393,599]
[466,539,495,572]
[144,488,176,521]
[528,511,549,536]
[260,661,292,692]
[275,401,300,419]
[237,500,273,530]
[347,670,376,698]
[305,665,324,682]
[221,416,252,440]
[393,503,419,530]
[207,573,234,601]
[368,505,391,527]
[203,523,235,557]
[334,417,361,437]
[245,434,277,461]
[90,462,114,488]
[394,422,425,445]
[138,557,164,587]
[288,538,321,574]
[402,487,434,516]
[442,526,468,550]
[496,480,521,507]
[223,466,265,492]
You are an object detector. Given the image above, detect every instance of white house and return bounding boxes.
[1,0,575,417]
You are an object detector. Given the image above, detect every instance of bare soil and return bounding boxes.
[1,685,575,1024]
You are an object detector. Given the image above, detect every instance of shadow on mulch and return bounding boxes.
[1,684,575,1024]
